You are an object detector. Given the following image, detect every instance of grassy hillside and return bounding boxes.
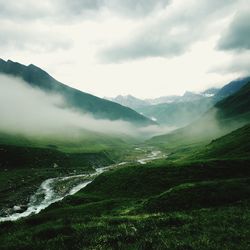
[0,144,114,170]
[0,59,155,126]
[1,120,250,249]
[0,129,136,154]
[198,123,250,159]
[1,158,250,249]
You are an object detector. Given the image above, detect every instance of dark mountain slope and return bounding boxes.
[214,76,250,101]
[215,82,250,119]
[0,59,154,126]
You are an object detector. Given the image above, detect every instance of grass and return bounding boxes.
[0,142,116,211]
[0,123,250,249]
[1,155,250,249]
[0,130,136,153]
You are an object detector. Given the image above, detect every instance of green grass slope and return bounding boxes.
[1,121,250,249]
[1,74,250,249]
[1,156,250,249]
[0,144,113,170]
[144,178,250,212]
[199,123,250,159]
[0,128,135,154]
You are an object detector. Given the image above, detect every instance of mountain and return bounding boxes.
[144,76,250,107]
[214,76,250,101]
[149,82,250,146]
[0,59,155,126]
[108,91,215,126]
[140,78,250,127]
[180,91,204,101]
[201,87,219,97]
[106,95,150,109]
[200,123,250,159]
[108,90,214,110]
[215,81,250,120]
[137,98,213,126]
[146,91,205,105]
[145,95,181,105]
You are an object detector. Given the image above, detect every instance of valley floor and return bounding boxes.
[1,157,250,249]
[0,124,250,249]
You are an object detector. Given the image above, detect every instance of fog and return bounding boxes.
[165,106,247,146]
[0,74,170,141]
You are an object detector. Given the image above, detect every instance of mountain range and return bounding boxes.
[107,77,249,127]
[149,81,250,147]
[106,90,214,109]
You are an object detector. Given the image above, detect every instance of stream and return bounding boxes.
[0,149,165,222]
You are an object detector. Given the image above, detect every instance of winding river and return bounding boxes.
[0,149,165,222]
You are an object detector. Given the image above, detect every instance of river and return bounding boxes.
[0,149,165,222]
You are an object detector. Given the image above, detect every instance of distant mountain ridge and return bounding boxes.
[137,98,214,127]
[107,76,250,109]
[106,95,149,109]
[215,76,250,101]
[0,59,155,126]
[215,81,250,120]
[107,77,250,127]
[149,81,250,146]
[106,91,212,109]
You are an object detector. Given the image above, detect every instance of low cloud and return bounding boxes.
[0,21,72,52]
[99,0,238,62]
[0,0,171,21]
[217,10,250,52]
[0,1,53,21]
[210,52,250,76]
[0,74,168,140]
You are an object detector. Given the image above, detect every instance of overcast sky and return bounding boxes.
[1,0,250,98]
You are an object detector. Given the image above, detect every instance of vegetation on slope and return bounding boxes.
[0,67,250,249]
[1,120,250,249]
[199,123,250,159]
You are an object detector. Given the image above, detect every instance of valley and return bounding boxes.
[1,1,250,248]
[0,59,250,250]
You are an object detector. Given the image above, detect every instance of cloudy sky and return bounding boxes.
[1,0,249,98]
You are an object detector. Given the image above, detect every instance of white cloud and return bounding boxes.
[0,74,166,138]
[0,0,248,98]
[99,0,239,62]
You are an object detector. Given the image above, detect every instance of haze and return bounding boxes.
[0,75,170,139]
